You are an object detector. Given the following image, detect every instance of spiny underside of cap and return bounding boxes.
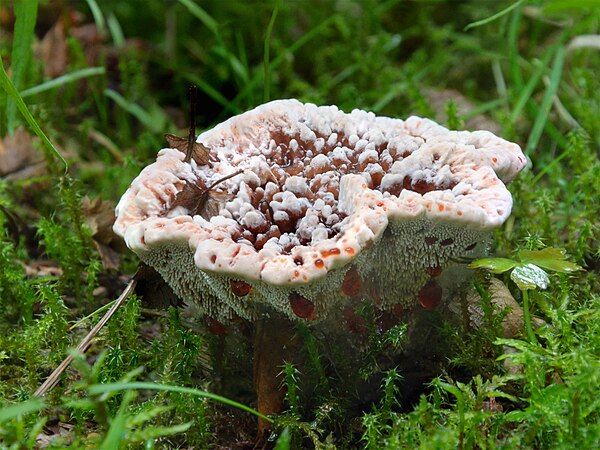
[114,99,526,323]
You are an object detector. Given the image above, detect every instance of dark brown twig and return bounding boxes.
[208,169,244,191]
[185,85,198,164]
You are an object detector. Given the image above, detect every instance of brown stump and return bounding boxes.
[253,316,300,436]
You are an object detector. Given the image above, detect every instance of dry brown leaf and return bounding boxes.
[488,277,524,338]
[0,127,46,178]
[81,197,126,270]
[81,197,116,244]
[93,241,121,271]
[164,133,211,165]
[22,260,63,278]
[36,19,68,78]
[463,277,524,338]
[171,171,240,219]
[171,180,210,215]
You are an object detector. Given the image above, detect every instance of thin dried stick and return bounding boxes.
[184,85,198,163]
[34,277,138,397]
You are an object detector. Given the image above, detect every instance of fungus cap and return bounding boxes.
[114,99,526,322]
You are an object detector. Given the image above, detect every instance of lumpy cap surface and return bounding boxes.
[114,99,525,321]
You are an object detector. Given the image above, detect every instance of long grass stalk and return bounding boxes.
[263,1,280,102]
[0,57,68,171]
[20,67,106,98]
[6,0,38,133]
[88,381,272,422]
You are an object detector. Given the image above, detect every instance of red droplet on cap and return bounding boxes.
[343,307,367,334]
[391,303,404,318]
[425,236,437,245]
[205,317,229,335]
[418,279,442,310]
[321,248,341,258]
[289,293,316,320]
[425,265,442,278]
[230,280,252,296]
[342,267,362,297]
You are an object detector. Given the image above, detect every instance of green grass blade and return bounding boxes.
[180,72,241,114]
[263,1,280,102]
[99,391,134,450]
[510,45,557,123]
[20,67,106,98]
[104,89,161,133]
[525,46,566,154]
[492,59,508,100]
[462,98,505,121]
[371,83,405,113]
[180,0,250,93]
[85,0,106,35]
[178,0,219,35]
[531,145,574,184]
[107,13,126,48]
[464,0,525,31]
[88,381,272,422]
[213,45,250,86]
[6,0,38,133]
[507,5,524,89]
[235,31,251,83]
[0,398,45,422]
[69,299,115,331]
[229,15,336,112]
[0,57,68,170]
[274,427,291,449]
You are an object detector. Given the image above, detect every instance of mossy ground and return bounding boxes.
[0,1,599,448]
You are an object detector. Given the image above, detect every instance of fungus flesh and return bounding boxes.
[114,99,526,322]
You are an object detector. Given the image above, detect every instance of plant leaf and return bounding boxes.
[274,427,291,450]
[100,391,135,450]
[6,0,38,133]
[464,0,524,31]
[0,58,68,170]
[0,398,45,422]
[88,381,271,422]
[469,257,518,273]
[164,133,210,165]
[21,67,105,98]
[510,264,549,291]
[127,422,192,443]
[518,247,583,273]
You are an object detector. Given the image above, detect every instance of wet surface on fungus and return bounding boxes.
[114,99,526,322]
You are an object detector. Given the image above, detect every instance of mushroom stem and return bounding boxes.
[253,315,300,435]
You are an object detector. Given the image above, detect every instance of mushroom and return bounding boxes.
[113,99,526,428]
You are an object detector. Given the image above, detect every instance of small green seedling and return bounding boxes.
[469,247,583,342]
